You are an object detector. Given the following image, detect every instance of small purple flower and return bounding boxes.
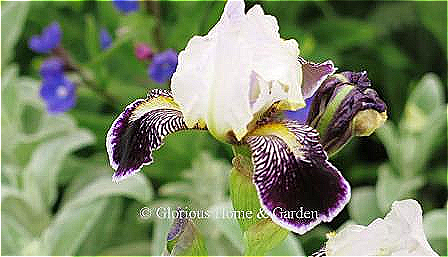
[112,0,139,14]
[285,97,314,123]
[29,22,62,54]
[40,75,76,113]
[134,43,153,61]
[148,49,178,84]
[100,28,113,51]
[39,58,64,79]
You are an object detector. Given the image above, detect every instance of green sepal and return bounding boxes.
[243,219,289,256]
[315,85,354,137]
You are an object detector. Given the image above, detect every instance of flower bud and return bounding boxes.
[164,208,207,256]
[134,43,153,61]
[306,71,387,156]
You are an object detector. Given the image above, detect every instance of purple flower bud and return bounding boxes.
[40,75,76,114]
[134,43,153,61]
[148,49,178,84]
[28,22,62,54]
[100,28,113,51]
[306,71,387,156]
[39,58,64,80]
[165,208,207,255]
[112,0,139,14]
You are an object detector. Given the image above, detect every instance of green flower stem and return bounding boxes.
[54,47,117,106]
[231,145,288,255]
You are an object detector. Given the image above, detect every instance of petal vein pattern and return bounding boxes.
[106,89,187,182]
[246,120,350,234]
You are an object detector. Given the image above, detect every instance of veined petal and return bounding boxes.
[106,89,188,182]
[171,0,303,142]
[245,120,350,234]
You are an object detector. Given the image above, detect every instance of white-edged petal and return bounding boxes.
[326,199,438,256]
[171,0,303,142]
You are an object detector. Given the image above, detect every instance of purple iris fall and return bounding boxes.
[148,49,178,84]
[39,58,76,113]
[100,28,113,50]
[112,0,139,14]
[29,22,62,54]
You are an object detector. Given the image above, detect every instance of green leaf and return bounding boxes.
[85,14,101,59]
[268,233,305,256]
[376,165,425,213]
[403,73,445,132]
[376,122,401,171]
[76,198,124,255]
[23,129,95,209]
[417,2,447,50]
[41,199,108,255]
[412,106,447,174]
[151,214,174,256]
[98,241,151,256]
[119,12,156,45]
[348,186,382,225]
[158,151,230,208]
[209,202,245,253]
[1,214,34,256]
[424,208,447,240]
[63,173,153,209]
[1,66,22,151]
[1,1,29,67]
[1,186,50,236]
[424,208,447,256]
[243,219,289,256]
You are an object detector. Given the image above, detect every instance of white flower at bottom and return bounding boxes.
[325,199,438,256]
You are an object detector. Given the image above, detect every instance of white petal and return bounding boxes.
[171,0,303,142]
[326,199,439,256]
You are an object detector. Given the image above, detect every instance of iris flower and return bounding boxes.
[106,0,384,234]
[325,200,438,256]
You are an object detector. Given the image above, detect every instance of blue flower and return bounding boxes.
[100,28,113,51]
[40,74,76,114]
[112,0,139,14]
[39,58,64,79]
[29,22,62,54]
[148,49,178,84]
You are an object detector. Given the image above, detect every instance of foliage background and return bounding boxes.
[1,1,447,256]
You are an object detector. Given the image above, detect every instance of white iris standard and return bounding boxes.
[325,199,438,256]
[172,0,303,141]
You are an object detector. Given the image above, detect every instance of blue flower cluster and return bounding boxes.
[112,0,140,14]
[148,49,178,84]
[39,58,76,114]
[29,22,76,114]
[28,22,61,54]
[100,28,113,51]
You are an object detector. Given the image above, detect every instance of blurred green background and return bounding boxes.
[1,1,447,256]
